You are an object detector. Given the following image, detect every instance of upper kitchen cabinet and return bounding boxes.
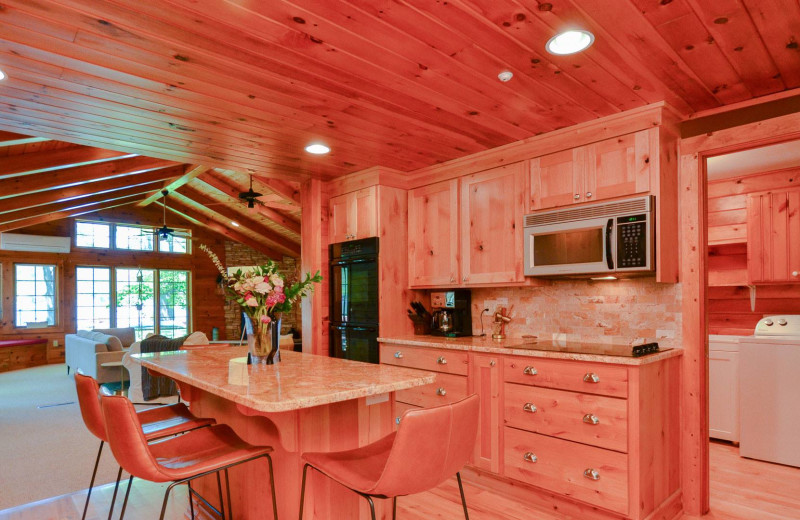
[329,186,377,243]
[747,187,800,283]
[408,180,460,286]
[529,129,652,211]
[461,163,526,285]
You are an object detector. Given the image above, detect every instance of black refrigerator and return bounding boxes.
[329,238,380,363]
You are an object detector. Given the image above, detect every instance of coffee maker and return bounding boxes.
[430,290,472,337]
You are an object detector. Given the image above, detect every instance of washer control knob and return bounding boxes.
[764,319,774,326]
[778,318,788,326]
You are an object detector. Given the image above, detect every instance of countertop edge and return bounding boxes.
[378,337,684,366]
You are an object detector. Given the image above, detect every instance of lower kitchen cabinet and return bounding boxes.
[380,342,681,519]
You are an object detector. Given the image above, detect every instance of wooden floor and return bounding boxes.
[1,442,798,520]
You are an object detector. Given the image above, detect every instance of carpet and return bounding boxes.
[0,364,128,511]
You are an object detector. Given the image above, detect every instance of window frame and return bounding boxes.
[13,262,60,330]
[74,221,112,249]
[73,220,191,255]
[75,266,113,332]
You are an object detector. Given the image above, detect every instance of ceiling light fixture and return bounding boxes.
[498,70,514,82]
[546,29,595,55]
[0,69,6,81]
[305,143,330,155]
[231,221,240,227]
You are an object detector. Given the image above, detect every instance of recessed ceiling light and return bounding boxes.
[305,143,330,155]
[0,69,6,81]
[546,30,595,55]
[498,70,514,82]
[231,221,240,227]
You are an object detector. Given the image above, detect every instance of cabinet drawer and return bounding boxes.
[381,344,469,375]
[504,357,628,398]
[504,383,628,452]
[504,427,629,515]
[396,371,468,408]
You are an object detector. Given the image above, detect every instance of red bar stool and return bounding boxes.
[101,394,279,520]
[298,394,479,520]
[74,373,216,520]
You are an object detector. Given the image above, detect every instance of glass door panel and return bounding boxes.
[115,268,155,340]
[159,270,189,338]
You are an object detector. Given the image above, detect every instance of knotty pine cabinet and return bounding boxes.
[408,163,526,288]
[747,187,800,283]
[529,130,652,211]
[329,186,377,243]
[381,342,681,519]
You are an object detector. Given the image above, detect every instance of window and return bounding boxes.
[159,233,188,254]
[159,270,189,338]
[75,222,110,248]
[76,267,111,331]
[115,225,154,251]
[115,268,155,340]
[15,264,56,327]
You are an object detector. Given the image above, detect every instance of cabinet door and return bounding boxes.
[408,180,460,287]
[354,186,377,239]
[472,353,502,474]
[748,188,800,283]
[329,192,354,243]
[530,147,585,210]
[587,130,651,202]
[460,163,525,285]
[709,350,739,442]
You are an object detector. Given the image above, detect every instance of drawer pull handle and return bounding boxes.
[437,356,447,365]
[523,366,538,376]
[395,417,401,425]
[436,387,447,396]
[394,351,404,359]
[584,468,600,481]
[523,452,538,463]
[522,403,537,413]
[583,414,600,425]
[583,372,600,383]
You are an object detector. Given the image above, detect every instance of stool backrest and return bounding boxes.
[74,373,108,442]
[371,394,479,497]
[100,395,170,482]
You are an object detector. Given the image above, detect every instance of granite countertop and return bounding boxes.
[131,346,435,413]
[378,335,683,366]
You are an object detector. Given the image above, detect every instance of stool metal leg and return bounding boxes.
[298,463,310,520]
[266,454,279,520]
[118,475,134,520]
[393,497,397,520]
[187,481,195,519]
[81,440,104,520]
[224,468,233,520]
[456,472,469,520]
[107,466,124,520]
[216,471,225,520]
[364,495,376,520]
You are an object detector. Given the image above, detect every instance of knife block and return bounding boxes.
[413,322,431,335]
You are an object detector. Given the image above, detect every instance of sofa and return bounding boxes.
[65,327,136,384]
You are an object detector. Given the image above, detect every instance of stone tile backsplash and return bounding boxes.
[469,279,682,349]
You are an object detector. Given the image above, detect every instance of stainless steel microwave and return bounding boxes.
[523,196,655,277]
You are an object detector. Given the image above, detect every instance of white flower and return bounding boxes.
[254,282,272,294]
[252,275,265,284]
[270,274,284,288]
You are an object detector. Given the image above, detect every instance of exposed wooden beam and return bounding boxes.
[0,131,49,147]
[159,200,285,260]
[172,186,300,256]
[0,185,161,228]
[252,175,302,205]
[137,164,211,207]
[0,146,136,180]
[0,166,183,215]
[0,194,149,233]
[0,156,178,200]
[198,171,301,235]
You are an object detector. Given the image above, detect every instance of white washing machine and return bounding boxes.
[739,315,800,467]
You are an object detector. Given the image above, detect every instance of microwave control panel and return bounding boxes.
[617,214,649,269]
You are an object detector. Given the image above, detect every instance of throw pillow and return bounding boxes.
[106,335,123,352]
[183,331,209,345]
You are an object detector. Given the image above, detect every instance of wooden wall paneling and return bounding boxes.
[376,186,414,337]
[300,179,330,356]
[654,125,680,283]
[407,179,460,287]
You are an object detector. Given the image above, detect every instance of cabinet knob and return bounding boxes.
[523,452,538,463]
[584,468,601,481]
[450,276,455,283]
[522,402,537,413]
[489,360,496,367]
[394,351,403,359]
[583,372,600,383]
[437,356,447,365]
[396,416,402,425]
[574,193,581,200]
[793,271,799,277]
[436,387,447,396]
[583,413,600,425]
[462,276,467,282]
[586,192,592,198]
[523,366,538,376]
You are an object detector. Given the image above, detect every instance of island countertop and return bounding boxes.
[378,335,683,366]
[131,346,436,413]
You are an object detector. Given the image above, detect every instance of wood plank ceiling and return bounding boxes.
[0,0,798,256]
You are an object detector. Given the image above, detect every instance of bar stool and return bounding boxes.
[298,394,479,520]
[74,373,216,520]
[101,394,279,520]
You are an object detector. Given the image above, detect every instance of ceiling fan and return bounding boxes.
[155,190,192,240]
[238,175,263,209]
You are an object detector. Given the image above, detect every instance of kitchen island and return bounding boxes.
[131,346,435,519]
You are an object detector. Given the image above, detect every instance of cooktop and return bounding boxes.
[503,339,664,358]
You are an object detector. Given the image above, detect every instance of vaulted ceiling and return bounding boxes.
[0,0,798,257]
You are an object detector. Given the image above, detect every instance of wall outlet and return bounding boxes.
[53,339,59,347]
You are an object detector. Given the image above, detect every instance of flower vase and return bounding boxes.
[247,315,282,365]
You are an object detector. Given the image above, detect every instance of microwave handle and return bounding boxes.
[605,219,614,270]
